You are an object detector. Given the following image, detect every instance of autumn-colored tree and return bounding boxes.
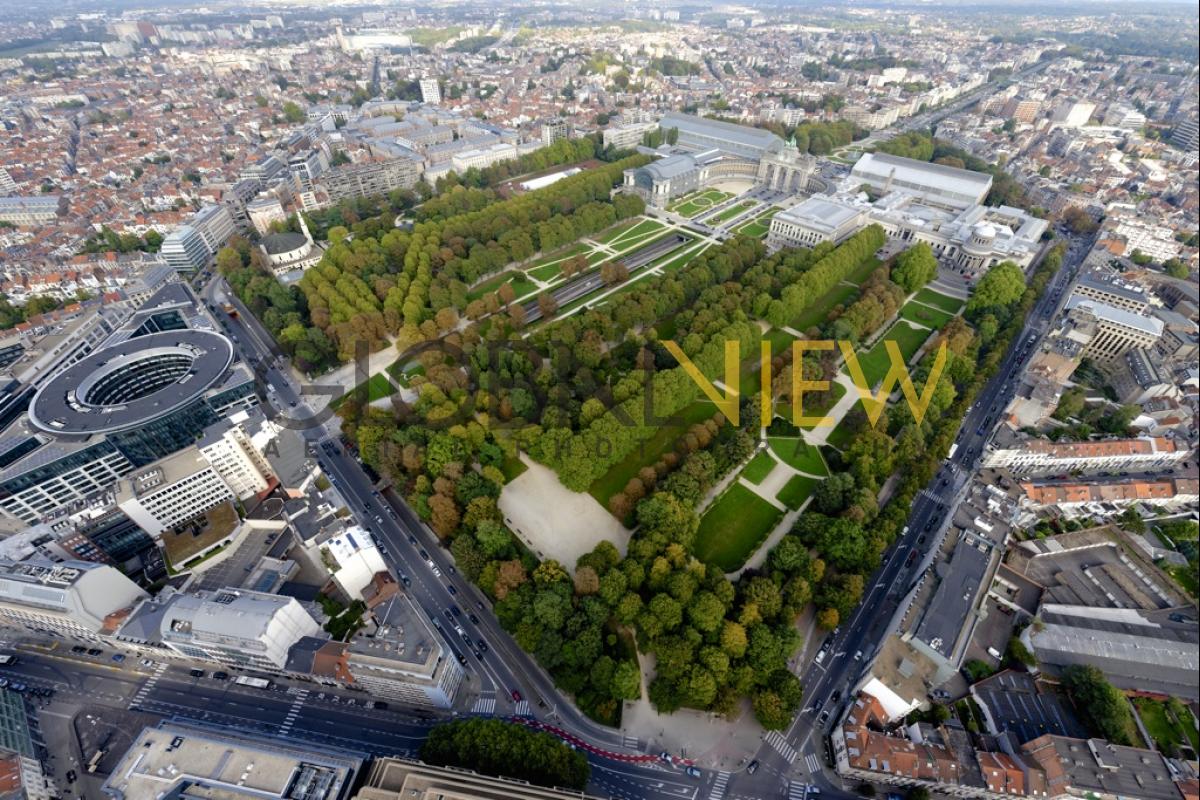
[816,607,840,631]
[608,492,632,519]
[493,559,527,599]
[573,565,600,595]
[428,493,461,539]
[497,283,516,305]
[537,292,558,318]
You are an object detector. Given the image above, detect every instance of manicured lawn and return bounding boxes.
[670,190,733,218]
[467,270,538,302]
[791,283,859,333]
[741,451,777,485]
[589,401,717,511]
[529,261,565,282]
[767,436,828,476]
[531,241,589,267]
[608,218,667,249]
[776,474,821,510]
[900,301,956,330]
[704,200,758,225]
[659,242,711,273]
[594,219,640,245]
[735,208,779,239]
[852,321,933,388]
[694,484,784,572]
[843,255,883,287]
[1134,697,1200,756]
[913,287,965,314]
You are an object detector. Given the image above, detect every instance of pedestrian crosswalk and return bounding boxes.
[471,696,496,715]
[788,781,808,800]
[764,731,797,763]
[622,734,639,750]
[514,700,531,716]
[129,663,166,709]
[803,753,821,773]
[708,771,730,800]
[279,688,309,735]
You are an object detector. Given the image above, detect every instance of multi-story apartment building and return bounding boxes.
[196,410,277,500]
[419,77,440,105]
[602,121,657,150]
[317,157,422,203]
[190,203,237,255]
[355,758,602,800]
[0,559,147,642]
[982,435,1189,475]
[289,148,330,192]
[1070,275,1150,314]
[246,195,288,235]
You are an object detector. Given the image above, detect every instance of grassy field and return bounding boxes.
[767,436,828,476]
[607,218,667,248]
[735,208,780,238]
[671,190,733,218]
[913,288,965,314]
[852,321,933,388]
[741,451,777,484]
[844,255,884,287]
[593,218,640,245]
[900,301,956,330]
[694,483,784,571]
[501,455,528,482]
[777,474,821,511]
[589,401,717,510]
[1134,697,1200,756]
[529,262,565,282]
[705,200,758,226]
[825,420,858,451]
[467,270,539,302]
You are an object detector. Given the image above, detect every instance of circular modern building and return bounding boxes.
[29,329,235,438]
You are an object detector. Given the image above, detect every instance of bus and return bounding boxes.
[235,676,271,689]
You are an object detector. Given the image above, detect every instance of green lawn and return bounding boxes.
[593,219,640,245]
[501,455,528,482]
[529,261,565,282]
[659,242,711,273]
[843,256,884,288]
[735,208,779,239]
[741,451,777,485]
[335,372,397,409]
[767,437,828,476]
[1162,560,1198,599]
[1134,697,1199,757]
[589,401,717,511]
[791,283,859,333]
[607,218,667,249]
[776,474,821,510]
[704,200,758,226]
[670,190,733,218]
[913,288,965,314]
[531,241,589,267]
[694,484,784,572]
[852,321,933,388]
[467,270,538,302]
[899,301,956,330]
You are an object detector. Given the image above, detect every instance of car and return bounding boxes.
[428,560,441,577]
[472,650,484,660]
[419,549,429,559]
[449,605,461,617]
[72,645,86,654]
[111,653,125,663]
[139,659,154,667]
[443,609,455,621]
[66,770,77,784]
[746,760,759,774]
[447,584,457,595]
[454,651,468,665]
[408,535,417,545]
[831,689,842,703]
[213,671,229,680]
[853,650,863,661]
[812,698,824,713]
[659,752,672,763]
[400,574,412,587]
[477,639,488,651]
[0,679,7,689]
[685,766,702,778]
[475,602,484,611]
[818,710,830,725]
[374,701,389,711]
[468,614,480,625]
[511,689,523,702]
[87,648,103,656]
[190,668,205,678]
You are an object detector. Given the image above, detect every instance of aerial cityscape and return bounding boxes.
[0,1,1196,799]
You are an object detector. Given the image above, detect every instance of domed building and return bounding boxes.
[259,213,323,277]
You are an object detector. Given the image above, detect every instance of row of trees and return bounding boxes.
[764,225,887,329]
[420,719,590,790]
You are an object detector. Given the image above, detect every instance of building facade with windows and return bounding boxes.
[0,558,147,641]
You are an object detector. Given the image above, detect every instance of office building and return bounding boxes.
[1170,117,1199,152]
[190,204,237,255]
[0,558,147,641]
[220,178,263,232]
[602,121,657,150]
[196,409,277,500]
[114,449,235,538]
[240,154,287,185]
[419,77,440,105]
[982,435,1188,475]
[450,142,519,172]
[355,757,602,800]
[849,152,992,210]
[160,225,210,271]
[341,590,466,708]
[246,195,288,236]
[1070,275,1149,314]
[1062,296,1163,364]
[161,588,321,669]
[321,526,387,601]
[0,196,62,226]
[1103,104,1146,130]
[541,119,570,146]
[318,157,421,203]
[0,689,53,800]
[102,721,363,800]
